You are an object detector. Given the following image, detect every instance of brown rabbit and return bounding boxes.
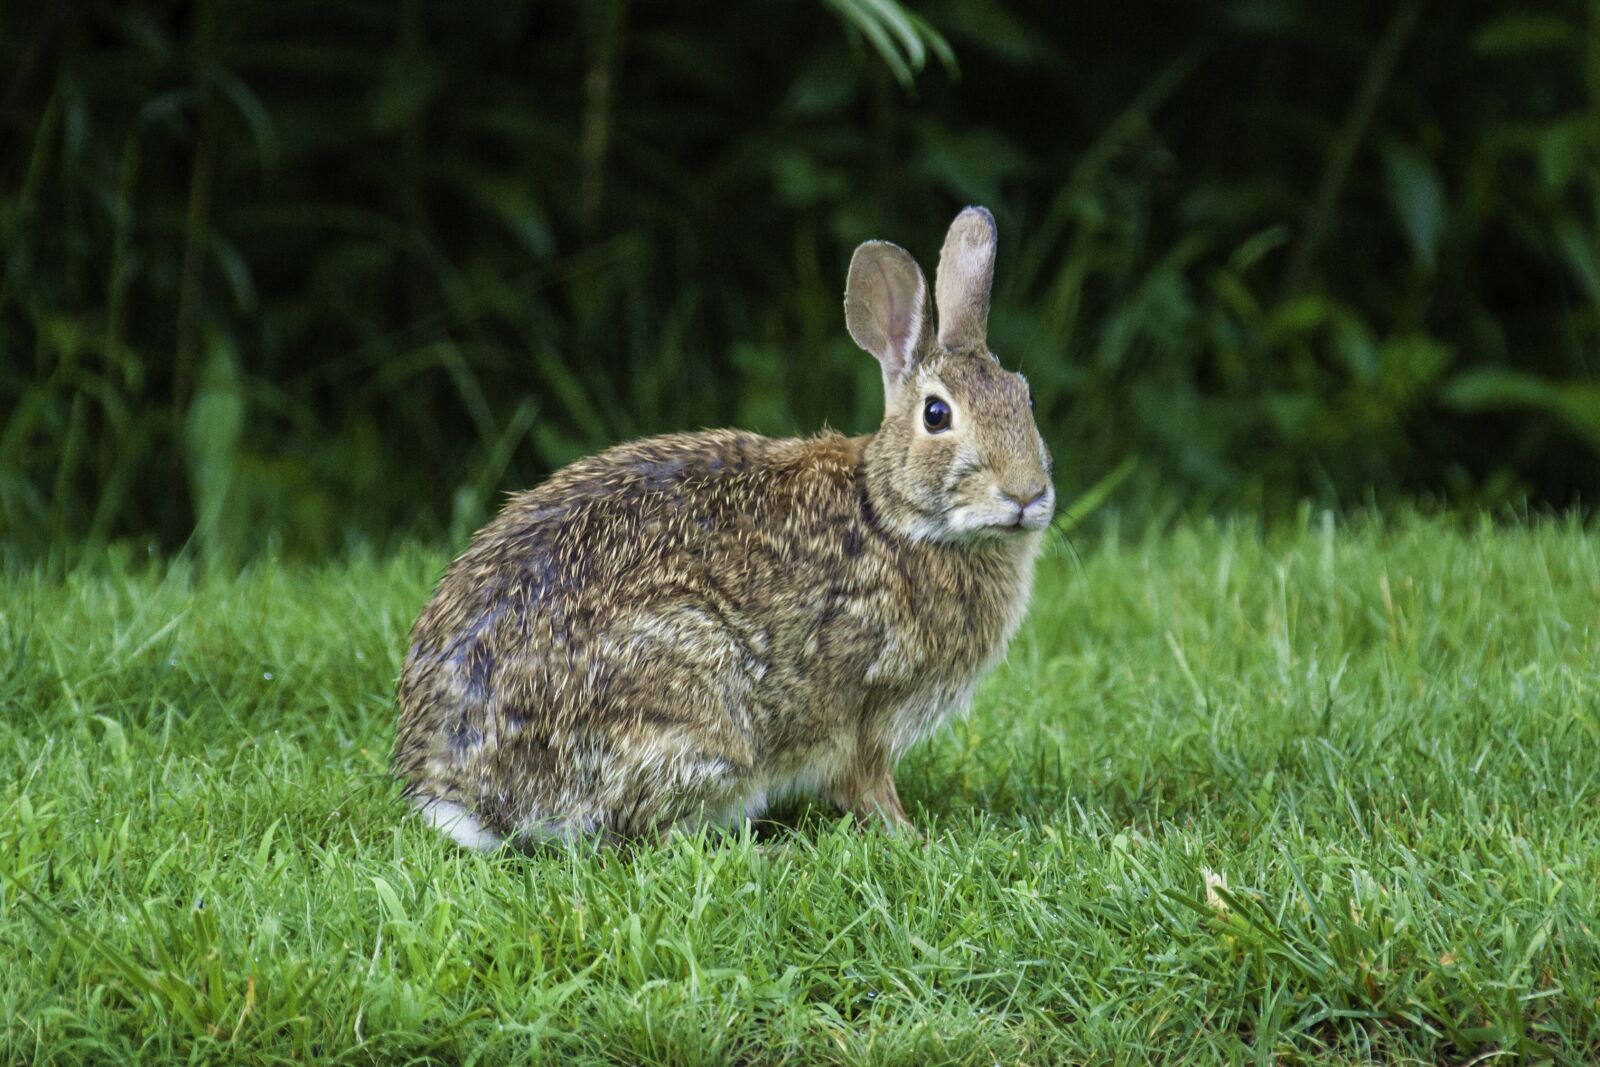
[393,207,1054,848]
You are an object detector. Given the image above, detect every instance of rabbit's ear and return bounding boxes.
[934,206,997,350]
[846,240,933,395]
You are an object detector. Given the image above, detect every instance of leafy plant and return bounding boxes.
[1,0,1595,566]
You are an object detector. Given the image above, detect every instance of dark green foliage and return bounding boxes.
[2,0,1597,565]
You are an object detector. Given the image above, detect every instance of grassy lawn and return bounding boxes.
[2,513,1598,1064]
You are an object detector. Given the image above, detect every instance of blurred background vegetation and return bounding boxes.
[2,0,1597,568]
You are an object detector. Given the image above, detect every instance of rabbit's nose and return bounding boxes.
[1002,486,1049,510]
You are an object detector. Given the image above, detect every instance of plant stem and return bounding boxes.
[579,0,628,237]
[1283,0,1425,297]
[173,0,219,414]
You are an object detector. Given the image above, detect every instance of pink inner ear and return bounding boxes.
[874,261,915,365]
[875,262,899,345]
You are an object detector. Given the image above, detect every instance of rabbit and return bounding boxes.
[392,206,1055,849]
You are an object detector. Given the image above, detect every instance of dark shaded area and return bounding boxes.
[1,0,1595,566]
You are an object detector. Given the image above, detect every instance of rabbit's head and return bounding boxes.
[847,207,1054,543]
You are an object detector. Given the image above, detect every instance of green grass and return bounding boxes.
[2,512,1599,1064]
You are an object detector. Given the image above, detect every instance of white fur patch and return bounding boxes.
[515,813,601,846]
[880,680,980,759]
[413,796,505,851]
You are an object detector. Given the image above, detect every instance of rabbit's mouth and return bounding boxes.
[944,500,1054,539]
[1000,513,1052,535]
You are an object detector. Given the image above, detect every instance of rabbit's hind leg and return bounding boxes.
[605,743,759,839]
[830,744,917,834]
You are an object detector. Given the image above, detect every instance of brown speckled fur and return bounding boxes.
[393,207,1055,845]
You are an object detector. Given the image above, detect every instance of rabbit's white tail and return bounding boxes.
[412,796,505,851]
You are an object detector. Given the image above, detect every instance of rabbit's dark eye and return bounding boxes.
[1028,392,1035,411]
[923,397,952,433]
